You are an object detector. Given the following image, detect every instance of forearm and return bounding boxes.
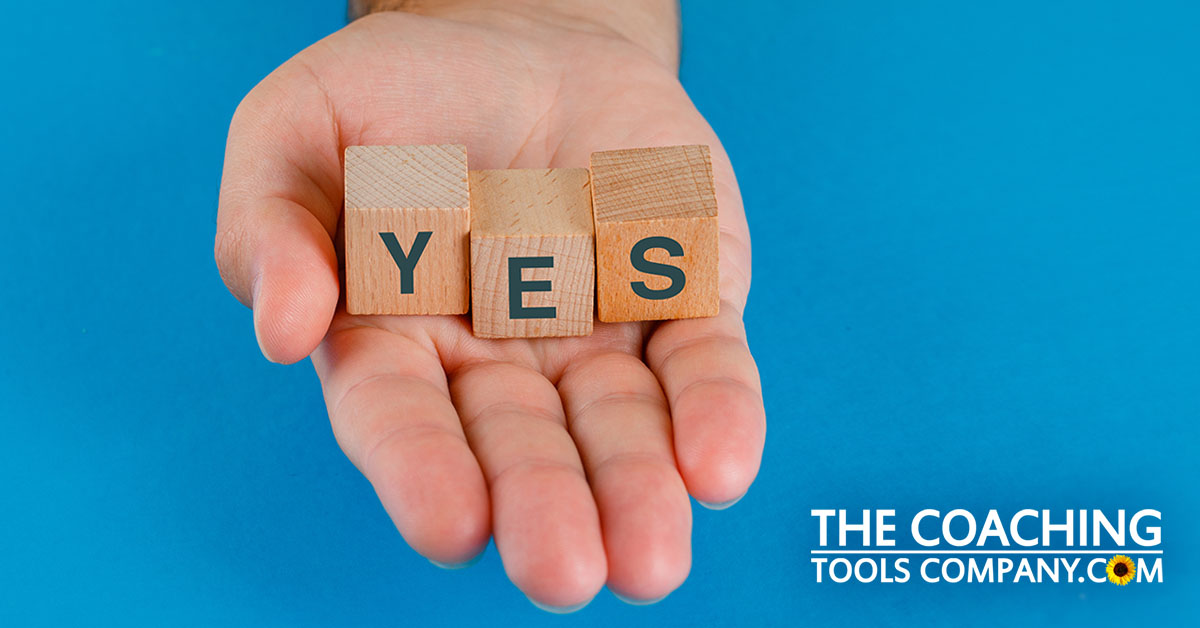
[348,0,681,71]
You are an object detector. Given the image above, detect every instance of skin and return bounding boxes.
[215,2,764,611]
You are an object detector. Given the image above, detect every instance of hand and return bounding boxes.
[215,3,764,610]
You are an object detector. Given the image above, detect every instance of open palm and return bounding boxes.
[216,10,763,609]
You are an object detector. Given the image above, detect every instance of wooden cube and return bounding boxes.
[343,144,470,315]
[589,145,720,322]
[469,169,595,338]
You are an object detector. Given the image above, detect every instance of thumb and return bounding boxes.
[215,88,343,364]
[216,194,339,364]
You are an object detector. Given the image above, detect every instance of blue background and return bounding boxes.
[2,1,1196,625]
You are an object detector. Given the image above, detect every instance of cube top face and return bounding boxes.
[344,144,469,210]
[589,145,717,223]
[469,169,593,236]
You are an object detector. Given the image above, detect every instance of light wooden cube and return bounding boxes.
[589,145,720,322]
[344,144,470,315]
[469,169,595,338]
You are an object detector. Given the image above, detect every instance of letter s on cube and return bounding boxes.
[589,145,720,322]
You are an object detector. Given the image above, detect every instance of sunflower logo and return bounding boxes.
[1106,555,1136,585]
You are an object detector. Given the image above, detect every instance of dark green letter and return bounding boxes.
[379,231,432,294]
[508,256,556,319]
[630,236,686,300]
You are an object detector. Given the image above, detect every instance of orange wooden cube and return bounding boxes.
[589,145,720,322]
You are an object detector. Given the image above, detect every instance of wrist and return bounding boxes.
[348,0,680,71]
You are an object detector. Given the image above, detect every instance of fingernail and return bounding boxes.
[253,318,279,364]
[613,591,668,606]
[526,595,593,614]
[250,274,279,364]
[428,550,485,570]
[697,494,744,510]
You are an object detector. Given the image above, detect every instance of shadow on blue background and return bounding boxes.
[1,1,1196,625]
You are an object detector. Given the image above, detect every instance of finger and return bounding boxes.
[558,350,691,603]
[215,76,343,364]
[312,322,491,565]
[449,361,606,610]
[215,196,339,364]
[646,303,766,507]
